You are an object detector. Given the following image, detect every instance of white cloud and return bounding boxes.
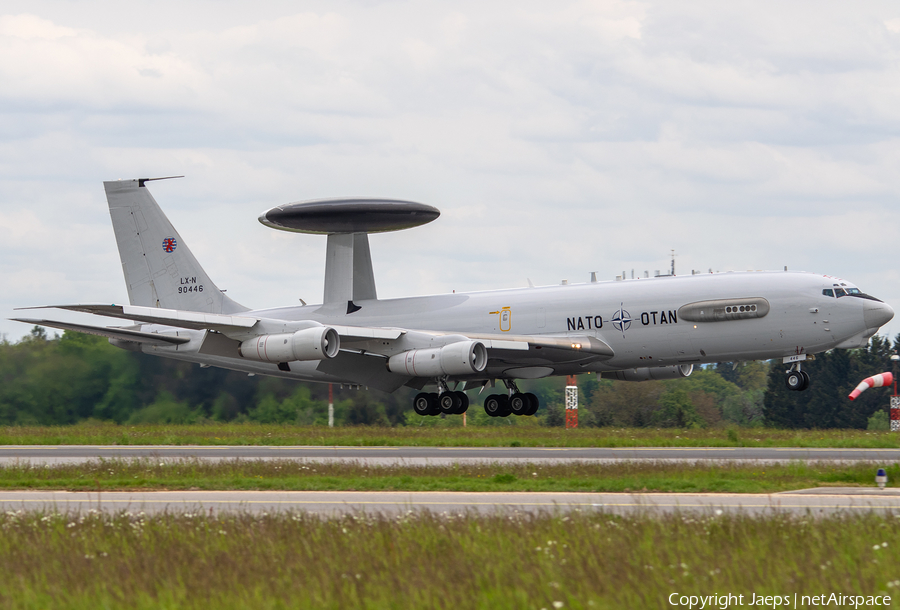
[2,0,900,342]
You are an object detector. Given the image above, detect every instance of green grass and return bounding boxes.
[2,422,900,447]
[2,458,898,493]
[0,510,898,609]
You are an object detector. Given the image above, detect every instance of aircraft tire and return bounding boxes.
[490,394,511,417]
[413,393,434,416]
[524,393,540,416]
[785,371,804,391]
[510,393,529,416]
[799,371,810,391]
[428,393,442,415]
[439,392,461,414]
[453,391,469,414]
[483,394,503,417]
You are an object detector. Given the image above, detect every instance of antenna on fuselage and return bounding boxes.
[257,197,440,313]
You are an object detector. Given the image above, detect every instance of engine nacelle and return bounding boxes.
[238,327,340,363]
[387,340,487,377]
[601,364,693,382]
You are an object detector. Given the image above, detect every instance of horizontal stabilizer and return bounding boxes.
[11,318,191,346]
[17,304,258,333]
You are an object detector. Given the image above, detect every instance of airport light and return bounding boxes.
[877,468,888,489]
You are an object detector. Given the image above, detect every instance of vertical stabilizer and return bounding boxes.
[104,179,248,314]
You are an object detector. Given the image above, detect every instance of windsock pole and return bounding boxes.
[565,375,578,429]
[893,354,900,432]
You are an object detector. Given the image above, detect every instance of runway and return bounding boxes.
[1,445,899,465]
[0,488,898,516]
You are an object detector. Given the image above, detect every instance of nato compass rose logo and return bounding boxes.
[612,304,632,336]
[162,237,177,253]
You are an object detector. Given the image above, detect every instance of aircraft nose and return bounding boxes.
[863,299,894,331]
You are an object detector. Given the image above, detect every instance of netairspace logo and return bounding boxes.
[668,592,892,609]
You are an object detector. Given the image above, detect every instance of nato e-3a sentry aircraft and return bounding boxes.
[14,177,895,417]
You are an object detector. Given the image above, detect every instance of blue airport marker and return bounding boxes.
[876,468,888,489]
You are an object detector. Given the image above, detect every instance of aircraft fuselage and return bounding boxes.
[144,269,888,387]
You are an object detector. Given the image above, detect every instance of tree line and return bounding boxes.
[1,327,897,429]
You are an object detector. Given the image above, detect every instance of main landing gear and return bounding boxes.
[411,379,541,417]
[413,379,469,416]
[785,362,810,392]
[483,380,539,418]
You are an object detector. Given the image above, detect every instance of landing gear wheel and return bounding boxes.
[484,394,508,417]
[497,396,512,418]
[439,392,461,415]
[785,371,804,391]
[453,391,469,414]
[799,370,810,391]
[510,393,529,416]
[484,394,501,417]
[524,393,540,416]
[413,393,435,416]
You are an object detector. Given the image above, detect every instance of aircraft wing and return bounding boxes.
[17,304,259,333]
[15,305,612,382]
[11,318,191,346]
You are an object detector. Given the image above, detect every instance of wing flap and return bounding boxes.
[331,325,404,340]
[438,332,614,358]
[12,318,191,346]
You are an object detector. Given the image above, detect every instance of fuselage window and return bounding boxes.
[835,288,847,297]
[822,289,834,297]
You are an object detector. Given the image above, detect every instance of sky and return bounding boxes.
[2,0,900,343]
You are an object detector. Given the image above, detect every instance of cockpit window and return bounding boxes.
[828,284,880,301]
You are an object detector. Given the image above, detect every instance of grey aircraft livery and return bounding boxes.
[14,178,896,417]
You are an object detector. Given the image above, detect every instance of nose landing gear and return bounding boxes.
[785,363,810,391]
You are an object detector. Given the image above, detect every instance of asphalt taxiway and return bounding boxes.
[0,488,897,516]
[1,445,900,466]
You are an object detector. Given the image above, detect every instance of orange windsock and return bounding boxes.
[848,372,894,400]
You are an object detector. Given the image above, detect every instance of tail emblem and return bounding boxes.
[162,237,178,253]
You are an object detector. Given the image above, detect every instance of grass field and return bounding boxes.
[0,510,896,609]
[2,422,899,447]
[1,458,896,493]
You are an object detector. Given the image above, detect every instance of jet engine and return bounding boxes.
[238,327,340,363]
[387,340,487,377]
[601,364,693,382]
